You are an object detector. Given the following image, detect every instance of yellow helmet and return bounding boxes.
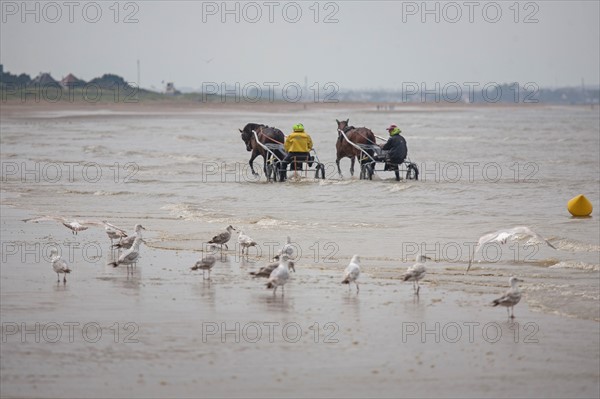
[293,123,304,132]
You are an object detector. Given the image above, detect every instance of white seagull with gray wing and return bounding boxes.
[266,255,291,295]
[492,276,524,319]
[237,230,257,255]
[467,226,556,272]
[50,248,71,283]
[191,255,217,280]
[402,254,431,295]
[341,255,361,293]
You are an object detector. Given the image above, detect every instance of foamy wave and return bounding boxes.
[83,145,110,155]
[252,217,280,227]
[60,189,131,196]
[162,203,205,220]
[92,190,131,196]
[162,203,233,221]
[318,179,356,186]
[552,238,600,252]
[386,184,414,193]
[549,261,600,271]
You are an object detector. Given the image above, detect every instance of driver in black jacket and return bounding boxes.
[380,124,408,181]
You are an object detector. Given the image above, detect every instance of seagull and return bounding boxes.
[208,225,235,253]
[102,220,128,245]
[274,236,293,261]
[467,226,556,272]
[23,216,102,235]
[238,230,257,256]
[50,248,71,283]
[402,254,431,295]
[109,236,143,273]
[492,276,524,319]
[341,255,361,293]
[191,255,217,280]
[266,256,290,295]
[113,224,145,250]
[250,260,296,277]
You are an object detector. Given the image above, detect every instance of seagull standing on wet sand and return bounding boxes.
[237,230,257,256]
[191,255,217,280]
[113,224,145,250]
[492,276,524,319]
[102,221,128,245]
[208,225,235,253]
[274,236,293,261]
[250,260,296,277]
[50,248,71,283]
[266,255,290,295]
[467,226,556,273]
[109,236,143,273]
[402,254,431,295]
[341,255,361,293]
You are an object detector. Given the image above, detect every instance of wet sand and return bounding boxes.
[1,206,598,398]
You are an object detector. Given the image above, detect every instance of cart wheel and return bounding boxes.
[406,163,419,180]
[314,163,325,179]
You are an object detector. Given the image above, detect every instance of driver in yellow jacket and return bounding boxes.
[280,123,313,181]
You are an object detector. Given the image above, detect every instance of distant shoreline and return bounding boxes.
[1,98,592,119]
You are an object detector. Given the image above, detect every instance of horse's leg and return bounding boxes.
[336,157,343,178]
[350,156,356,176]
[249,151,259,176]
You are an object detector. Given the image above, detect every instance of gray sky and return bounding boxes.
[1,0,599,90]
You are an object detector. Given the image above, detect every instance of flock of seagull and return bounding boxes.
[24,216,147,280]
[24,217,557,319]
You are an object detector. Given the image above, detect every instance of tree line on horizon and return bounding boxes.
[1,65,598,105]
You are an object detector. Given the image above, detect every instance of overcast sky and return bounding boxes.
[1,0,599,91]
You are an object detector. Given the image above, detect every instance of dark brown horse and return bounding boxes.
[239,123,286,176]
[335,119,377,177]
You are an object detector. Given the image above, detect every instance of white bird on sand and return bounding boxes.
[191,255,217,280]
[341,255,361,293]
[238,230,257,255]
[467,226,556,272]
[109,236,143,272]
[492,276,524,319]
[274,236,294,260]
[113,224,145,250]
[266,255,290,295]
[102,220,128,244]
[402,254,431,295]
[208,225,235,253]
[250,260,296,277]
[23,216,102,235]
[50,248,71,283]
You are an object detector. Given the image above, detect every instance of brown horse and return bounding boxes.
[335,119,377,177]
[239,123,286,176]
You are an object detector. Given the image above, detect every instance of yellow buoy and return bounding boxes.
[567,194,593,216]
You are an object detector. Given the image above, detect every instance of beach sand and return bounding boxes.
[1,205,598,398]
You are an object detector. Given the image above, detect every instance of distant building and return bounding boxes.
[164,82,180,96]
[30,72,58,86]
[60,73,85,88]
